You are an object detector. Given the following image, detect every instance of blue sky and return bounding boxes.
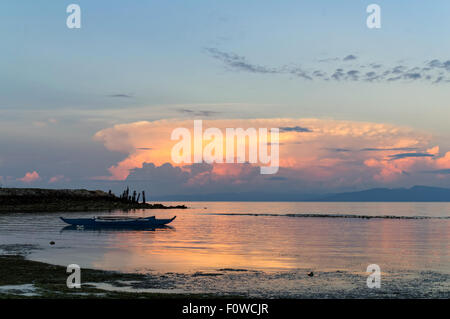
[0,1,450,195]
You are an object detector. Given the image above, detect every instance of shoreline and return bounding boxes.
[0,255,217,299]
[0,202,187,213]
[1,252,448,299]
[0,187,187,213]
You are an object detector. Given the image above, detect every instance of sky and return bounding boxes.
[0,1,450,198]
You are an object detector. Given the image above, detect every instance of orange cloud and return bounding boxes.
[18,171,40,183]
[49,175,65,183]
[363,145,448,182]
[436,151,450,169]
[93,118,448,185]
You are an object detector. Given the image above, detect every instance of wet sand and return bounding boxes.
[1,253,448,299]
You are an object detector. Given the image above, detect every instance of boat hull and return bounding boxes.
[60,216,176,228]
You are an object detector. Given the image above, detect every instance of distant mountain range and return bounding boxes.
[155,186,450,202]
[310,186,450,202]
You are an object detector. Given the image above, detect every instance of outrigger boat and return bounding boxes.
[60,216,176,228]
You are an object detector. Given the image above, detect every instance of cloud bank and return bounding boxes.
[93,118,450,194]
[205,48,450,84]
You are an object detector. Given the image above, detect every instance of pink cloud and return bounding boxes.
[363,146,450,182]
[93,118,449,187]
[49,175,65,183]
[436,151,450,169]
[18,171,40,183]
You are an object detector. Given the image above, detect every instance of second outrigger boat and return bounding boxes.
[60,215,176,228]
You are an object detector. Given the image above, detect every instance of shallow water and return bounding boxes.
[0,202,449,297]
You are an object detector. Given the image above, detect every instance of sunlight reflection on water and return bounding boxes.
[1,202,448,276]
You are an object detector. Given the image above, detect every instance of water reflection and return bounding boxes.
[0,202,448,276]
[60,225,175,233]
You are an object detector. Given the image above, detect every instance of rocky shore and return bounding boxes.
[0,255,210,299]
[0,188,187,213]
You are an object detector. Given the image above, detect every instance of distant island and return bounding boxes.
[153,186,450,202]
[0,188,187,213]
[309,185,450,202]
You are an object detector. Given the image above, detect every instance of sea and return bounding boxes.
[0,202,449,298]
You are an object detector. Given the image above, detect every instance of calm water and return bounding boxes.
[1,202,449,297]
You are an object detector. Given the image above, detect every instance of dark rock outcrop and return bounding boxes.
[0,188,187,213]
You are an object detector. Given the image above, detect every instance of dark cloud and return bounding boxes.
[388,153,434,160]
[204,47,278,74]
[387,76,402,82]
[124,162,273,197]
[125,163,191,197]
[279,126,312,133]
[317,57,340,63]
[176,108,221,117]
[332,69,345,81]
[205,48,450,84]
[361,147,419,152]
[370,63,382,69]
[427,59,450,71]
[332,147,429,156]
[403,73,421,80]
[286,66,313,80]
[343,54,357,61]
[428,59,442,68]
[107,94,133,98]
[312,70,326,77]
[365,71,380,81]
[136,147,153,150]
[391,65,405,74]
[326,148,352,152]
[434,76,445,84]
